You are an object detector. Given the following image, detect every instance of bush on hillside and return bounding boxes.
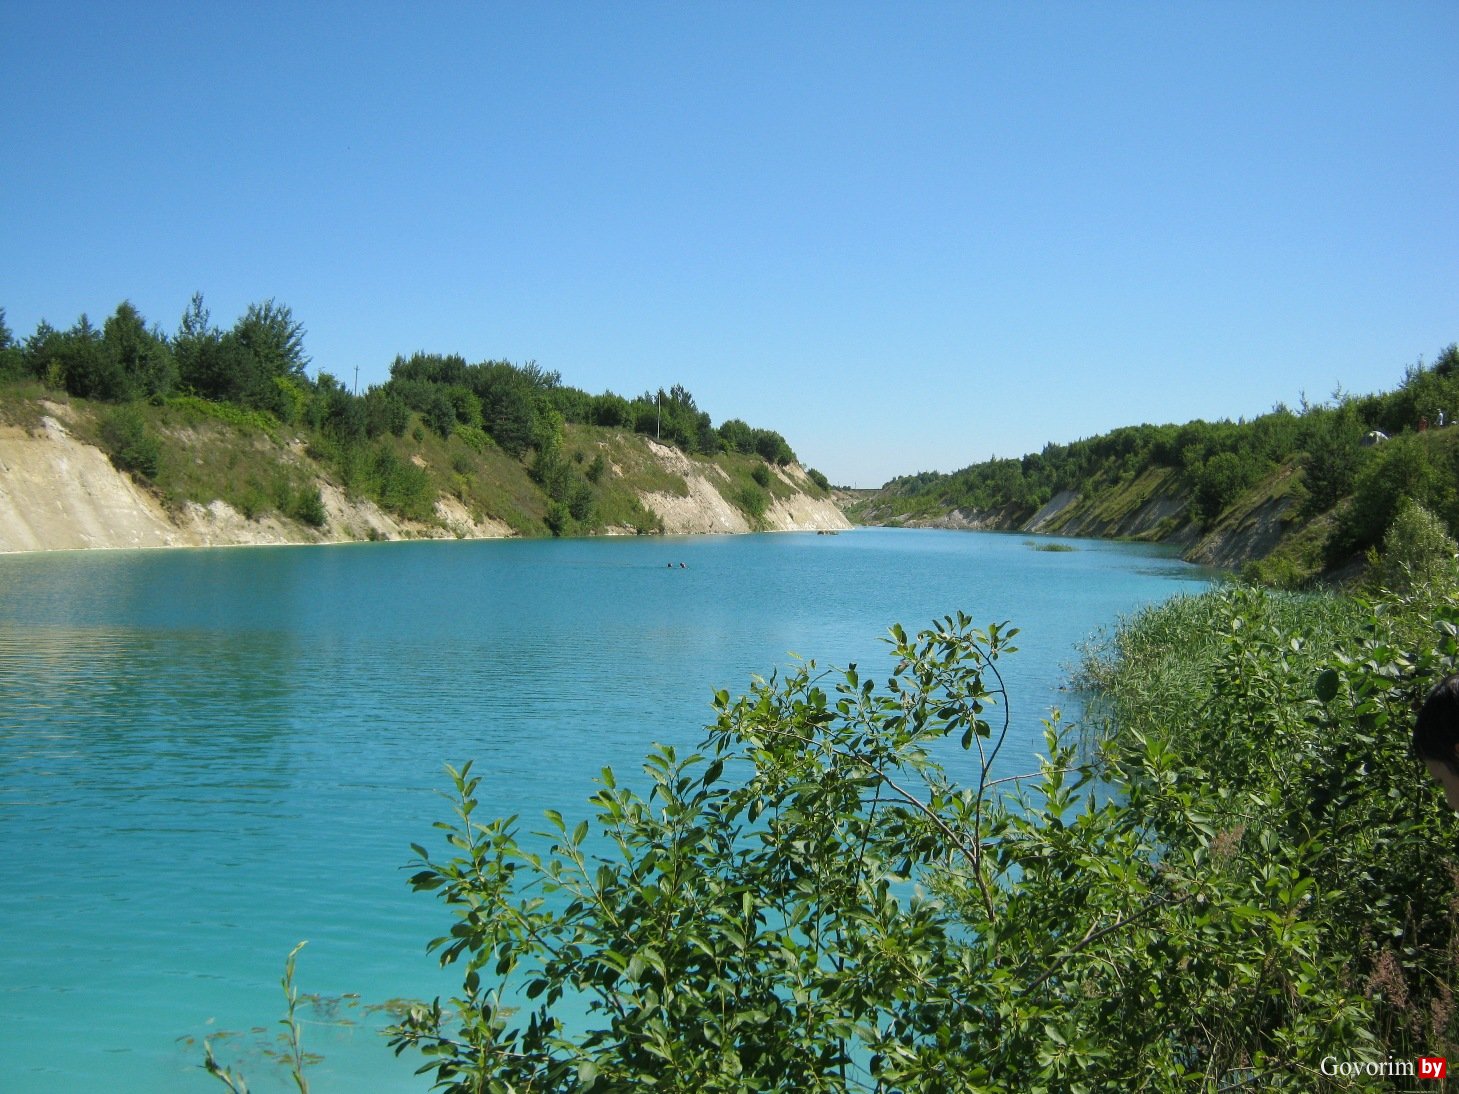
[99,404,161,481]
[737,483,767,523]
[1331,432,1450,563]
[287,486,328,529]
[1375,499,1458,593]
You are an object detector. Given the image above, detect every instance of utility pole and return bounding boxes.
[353,366,359,397]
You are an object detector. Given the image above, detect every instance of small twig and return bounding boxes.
[984,767,1078,789]
[1021,889,1198,997]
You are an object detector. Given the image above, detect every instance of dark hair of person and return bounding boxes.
[1414,674,1459,774]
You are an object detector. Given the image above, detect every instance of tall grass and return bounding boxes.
[1076,578,1459,1073]
[1075,585,1365,754]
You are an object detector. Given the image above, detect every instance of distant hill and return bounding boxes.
[850,344,1459,584]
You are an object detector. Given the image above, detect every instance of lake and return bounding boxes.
[0,528,1211,1091]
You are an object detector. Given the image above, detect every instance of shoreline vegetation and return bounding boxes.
[852,343,1459,588]
[209,570,1459,1091]
[0,297,847,554]
[399,583,1459,1090]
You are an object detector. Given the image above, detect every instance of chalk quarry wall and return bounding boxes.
[0,410,848,554]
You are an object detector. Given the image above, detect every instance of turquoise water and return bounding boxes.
[0,529,1211,1091]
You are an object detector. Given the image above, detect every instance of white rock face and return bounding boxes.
[635,440,851,534]
[0,415,191,552]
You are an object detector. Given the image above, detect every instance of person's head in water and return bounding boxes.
[1415,674,1459,810]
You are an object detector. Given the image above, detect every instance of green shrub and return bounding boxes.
[273,375,310,423]
[737,483,768,523]
[544,500,570,537]
[164,393,277,433]
[99,404,161,481]
[287,485,328,529]
[1241,553,1312,590]
[1333,432,1444,560]
[453,424,490,453]
[750,463,771,488]
[1079,583,1459,1071]
[567,479,594,523]
[236,484,268,520]
[1189,449,1261,525]
[1376,498,1458,593]
[371,444,434,521]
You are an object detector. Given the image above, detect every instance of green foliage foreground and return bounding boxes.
[387,585,1459,1092]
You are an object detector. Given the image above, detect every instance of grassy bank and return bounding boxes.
[1073,579,1459,1085]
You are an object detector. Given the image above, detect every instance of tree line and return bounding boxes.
[0,297,796,462]
[381,355,796,466]
[0,296,309,413]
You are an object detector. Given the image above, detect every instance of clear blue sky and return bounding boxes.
[3,2,1455,486]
